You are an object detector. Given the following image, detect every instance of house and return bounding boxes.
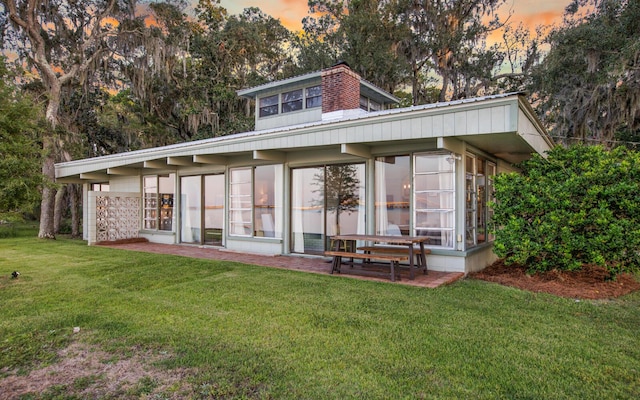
[55,62,553,273]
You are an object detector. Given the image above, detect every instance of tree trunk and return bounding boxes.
[412,61,419,106]
[38,79,61,239]
[38,139,57,239]
[70,184,81,238]
[54,184,67,234]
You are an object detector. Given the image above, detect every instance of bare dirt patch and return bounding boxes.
[471,260,640,299]
[0,342,195,400]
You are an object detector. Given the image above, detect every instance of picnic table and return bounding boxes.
[325,234,430,281]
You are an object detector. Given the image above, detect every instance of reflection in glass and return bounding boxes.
[306,85,322,108]
[375,156,410,236]
[204,175,224,245]
[291,164,365,255]
[181,176,201,243]
[253,165,282,238]
[282,89,303,113]
[323,164,364,240]
[259,94,279,117]
[229,168,252,236]
[291,167,324,254]
[414,154,455,248]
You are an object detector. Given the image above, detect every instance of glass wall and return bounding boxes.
[204,175,225,245]
[229,168,253,236]
[180,174,225,245]
[291,167,324,254]
[291,163,365,255]
[375,155,411,236]
[180,176,201,243]
[229,165,282,238]
[143,174,175,231]
[465,154,496,247]
[414,154,455,248]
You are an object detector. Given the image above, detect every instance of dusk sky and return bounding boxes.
[217,0,574,33]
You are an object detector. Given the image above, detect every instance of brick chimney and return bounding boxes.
[321,62,361,113]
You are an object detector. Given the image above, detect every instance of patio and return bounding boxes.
[99,241,464,288]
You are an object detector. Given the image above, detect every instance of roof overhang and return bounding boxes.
[56,93,553,183]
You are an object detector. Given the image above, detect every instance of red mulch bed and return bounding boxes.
[471,260,640,299]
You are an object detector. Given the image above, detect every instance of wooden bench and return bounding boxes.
[324,251,409,281]
[357,245,430,274]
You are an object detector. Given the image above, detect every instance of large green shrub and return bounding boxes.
[491,145,640,276]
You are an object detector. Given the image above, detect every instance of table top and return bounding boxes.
[330,234,429,245]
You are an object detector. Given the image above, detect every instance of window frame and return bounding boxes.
[413,153,456,249]
[229,165,282,238]
[259,94,279,117]
[257,85,323,118]
[281,89,303,113]
[305,85,322,109]
[465,153,496,248]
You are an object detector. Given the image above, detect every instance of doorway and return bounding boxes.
[180,174,225,245]
[291,164,365,255]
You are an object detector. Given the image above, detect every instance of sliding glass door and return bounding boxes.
[204,174,225,245]
[180,174,225,245]
[180,176,201,243]
[291,164,365,255]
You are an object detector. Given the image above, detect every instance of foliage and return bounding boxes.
[531,0,640,145]
[312,164,362,235]
[491,144,640,276]
[0,58,43,222]
[1,0,139,238]
[0,237,639,398]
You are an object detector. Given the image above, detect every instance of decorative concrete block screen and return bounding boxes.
[88,191,140,245]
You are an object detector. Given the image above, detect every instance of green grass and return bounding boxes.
[1,236,639,399]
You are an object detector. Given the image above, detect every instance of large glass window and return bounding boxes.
[180,176,201,243]
[143,174,175,231]
[375,155,410,236]
[282,89,303,113]
[466,154,496,247]
[180,174,225,245]
[229,165,282,238]
[291,163,365,255]
[254,165,281,237]
[414,154,455,248]
[259,94,279,117]
[229,168,253,236]
[204,175,225,245]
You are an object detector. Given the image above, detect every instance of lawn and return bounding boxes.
[1,235,639,399]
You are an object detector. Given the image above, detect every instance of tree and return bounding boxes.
[302,0,509,104]
[0,58,43,222]
[304,0,408,93]
[491,144,640,277]
[313,164,361,237]
[530,0,640,145]
[1,0,138,238]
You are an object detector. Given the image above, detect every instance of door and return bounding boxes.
[204,174,225,245]
[291,164,365,255]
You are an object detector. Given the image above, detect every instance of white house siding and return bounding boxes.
[225,237,282,255]
[109,175,140,192]
[256,108,323,131]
